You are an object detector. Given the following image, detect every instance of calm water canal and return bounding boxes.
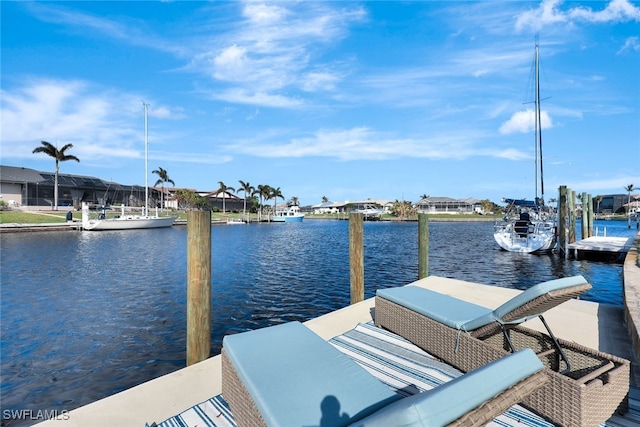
[1,219,637,424]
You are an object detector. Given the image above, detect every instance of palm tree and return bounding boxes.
[480,199,494,214]
[152,167,175,211]
[288,196,299,207]
[32,141,80,210]
[391,200,416,220]
[595,195,603,215]
[174,189,210,210]
[248,191,259,214]
[625,184,636,228]
[321,196,329,203]
[216,181,236,214]
[238,180,255,220]
[270,187,284,220]
[257,184,271,221]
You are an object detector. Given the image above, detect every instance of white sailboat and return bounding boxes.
[494,43,557,253]
[82,103,177,231]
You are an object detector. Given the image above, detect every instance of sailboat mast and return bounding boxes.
[535,43,545,207]
[143,102,149,217]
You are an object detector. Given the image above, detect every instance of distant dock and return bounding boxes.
[0,221,81,232]
[567,235,635,260]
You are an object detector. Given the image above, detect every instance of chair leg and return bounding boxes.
[500,324,516,353]
[501,320,571,375]
[539,315,571,374]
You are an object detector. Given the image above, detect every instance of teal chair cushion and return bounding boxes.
[376,286,492,330]
[223,321,401,427]
[492,276,589,323]
[349,349,544,427]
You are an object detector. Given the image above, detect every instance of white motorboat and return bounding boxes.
[271,205,304,222]
[226,218,247,225]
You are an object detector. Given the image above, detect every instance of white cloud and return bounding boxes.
[212,88,304,108]
[499,109,553,134]
[515,0,568,32]
[569,0,640,23]
[515,0,640,32]
[213,45,249,81]
[230,127,401,160]
[492,148,532,161]
[193,2,366,107]
[25,2,187,56]
[225,127,531,162]
[301,71,341,92]
[0,78,178,161]
[1,80,108,143]
[618,36,640,54]
[242,3,288,24]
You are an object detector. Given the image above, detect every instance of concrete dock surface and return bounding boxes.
[568,235,635,253]
[35,265,640,427]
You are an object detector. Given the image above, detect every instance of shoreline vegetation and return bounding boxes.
[0,209,633,226]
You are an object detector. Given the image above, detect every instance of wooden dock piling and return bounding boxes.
[558,185,568,257]
[587,194,594,237]
[349,213,364,304]
[418,213,429,279]
[187,210,212,366]
[581,192,589,240]
[568,189,576,244]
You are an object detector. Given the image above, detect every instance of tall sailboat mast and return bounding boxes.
[143,102,149,217]
[534,42,545,207]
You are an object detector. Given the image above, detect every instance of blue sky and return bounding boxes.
[1,1,639,206]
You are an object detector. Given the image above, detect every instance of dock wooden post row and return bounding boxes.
[418,213,429,279]
[558,185,568,257]
[186,210,212,366]
[349,212,364,304]
[582,192,589,240]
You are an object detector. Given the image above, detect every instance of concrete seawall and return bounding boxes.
[0,222,81,232]
[623,232,640,368]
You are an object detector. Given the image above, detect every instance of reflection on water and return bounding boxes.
[0,219,635,424]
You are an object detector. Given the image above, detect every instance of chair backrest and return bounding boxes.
[494,276,591,324]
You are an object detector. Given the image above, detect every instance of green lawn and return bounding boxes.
[0,211,72,224]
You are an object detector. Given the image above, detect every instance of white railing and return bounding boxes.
[594,227,607,237]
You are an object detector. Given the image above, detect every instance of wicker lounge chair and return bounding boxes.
[375,275,591,374]
[375,276,630,427]
[221,321,547,427]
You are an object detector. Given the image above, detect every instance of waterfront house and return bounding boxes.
[0,165,165,210]
[415,196,481,214]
